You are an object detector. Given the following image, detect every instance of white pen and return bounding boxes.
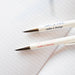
[16,35,75,51]
[24,20,75,33]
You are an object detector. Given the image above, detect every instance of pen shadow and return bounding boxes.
[17,45,55,56]
[24,28,70,42]
[51,45,75,59]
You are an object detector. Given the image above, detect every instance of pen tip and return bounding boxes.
[16,46,30,51]
[23,28,39,33]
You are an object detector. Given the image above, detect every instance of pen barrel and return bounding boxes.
[64,20,75,27]
[30,36,75,49]
[39,20,75,31]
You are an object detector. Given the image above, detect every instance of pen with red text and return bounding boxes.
[16,35,75,51]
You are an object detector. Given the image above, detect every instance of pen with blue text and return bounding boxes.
[16,35,75,51]
[24,20,75,33]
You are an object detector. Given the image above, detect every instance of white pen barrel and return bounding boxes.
[30,36,75,49]
[64,20,75,27]
[39,20,75,31]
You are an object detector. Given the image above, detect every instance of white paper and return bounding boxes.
[0,0,74,75]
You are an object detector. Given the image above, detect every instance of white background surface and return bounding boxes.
[0,0,75,75]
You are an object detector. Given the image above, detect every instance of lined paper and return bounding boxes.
[0,0,75,75]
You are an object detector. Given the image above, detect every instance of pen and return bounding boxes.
[24,20,75,33]
[16,35,75,51]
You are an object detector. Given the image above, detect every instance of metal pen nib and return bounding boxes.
[23,28,39,33]
[16,46,30,51]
